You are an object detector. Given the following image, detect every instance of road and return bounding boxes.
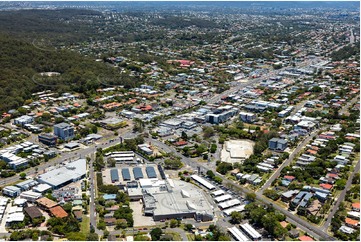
[349,28,355,44]
[219,173,335,241]
[259,127,326,193]
[148,136,336,240]
[321,159,360,231]
[0,127,134,187]
[88,151,103,237]
[339,94,359,116]
[207,68,286,105]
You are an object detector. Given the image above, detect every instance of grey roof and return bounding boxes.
[110,169,119,181]
[157,165,166,179]
[299,193,313,207]
[37,159,86,188]
[54,122,72,129]
[146,166,157,178]
[149,179,213,217]
[122,168,131,180]
[282,190,299,198]
[3,186,21,192]
[133,167,144,179]
[16,179,38,190]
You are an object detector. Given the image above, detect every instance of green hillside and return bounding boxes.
[0,35,133,112]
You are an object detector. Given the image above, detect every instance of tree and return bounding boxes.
[62,203,73,213]
[66,232,86,241]
[335,179,347,190]
[210,143,217,153]
[169,219,178,228]
[164,158,183,170]
[213,176,223,184]
[115,219,128,229]
[216,162,233,175]
[19,172,26,179]
[86,233,98,241]
[245,192,256,202]
[206,170,215,178]
[230,211,244,224]
[263,190,280,201]
[181,131,188,141]
[184,224,193,231]
[203,126,215,139]
[150,228,163,241]
[103,230,109,239]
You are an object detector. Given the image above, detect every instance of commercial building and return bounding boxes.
[32,184,52,194]
[13,115,34,126]
[99,117,127,130]
[142,179,214,222]
[105,151,135,164]
[38,133,57,146]
[221,140,254,163]
[54,123,74,141]
[37,159,86,189]
[0,152,28,169]
[16,179,38,191]
[20,191,42,202]
[239,112,257,123]
[122,168,131,181]
[138,144,153,155]
[146,166,157,178]
[133,167,144,180]
[110,169,119,183]
[2,186,21,197]
[205,107,238,124]
[268,138,288,151]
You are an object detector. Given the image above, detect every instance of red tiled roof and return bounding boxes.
[174,140,188,146]
[320,183,333,190]
[352,203,360,209]
[345,218,359,226]
[49,206,68,218]
[280,221,289,228]
[299,235,314,241]
[284,175,295,181]
[326,173,338,178]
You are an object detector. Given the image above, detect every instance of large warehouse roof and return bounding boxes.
[147,180,213,219]
[110,169,119,182]
[122,168,131,180]
[146,166,157,178]
[37,159,86,188]
[133,167,144,179]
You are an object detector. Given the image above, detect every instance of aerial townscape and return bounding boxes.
[0,1,359,241]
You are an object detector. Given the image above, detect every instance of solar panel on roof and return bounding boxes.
[146,166,157,178]
[133,167,144,179]
[110,169,119,182]
[122,168,131,181]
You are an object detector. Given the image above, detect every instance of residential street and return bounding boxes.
[259,126,328,193]
[321,159,360,231]
[147,138,336,241]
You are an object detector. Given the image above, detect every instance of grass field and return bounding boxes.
[165,232,182,241]
[80,216,90,236]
